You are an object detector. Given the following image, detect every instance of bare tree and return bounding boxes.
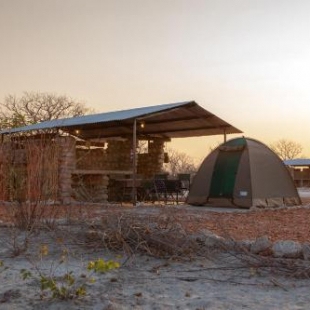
[269,139,303,160]
[164,148,198,177]
[0,92,92,129]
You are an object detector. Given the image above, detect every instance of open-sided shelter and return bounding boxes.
[187,137,301,208]
[0,101,242,205]
[0,100,241,139]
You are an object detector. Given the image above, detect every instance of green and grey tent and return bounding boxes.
[187,137,301,208]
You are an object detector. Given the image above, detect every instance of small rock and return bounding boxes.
[272,240,302,258]
[237,240,253,251]
[250,236,272,254]
[200,229,225,248]
[302,242,310,260]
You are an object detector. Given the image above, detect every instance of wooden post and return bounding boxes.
[132,119,137,206]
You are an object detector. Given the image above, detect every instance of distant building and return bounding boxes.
[284,159,310,187]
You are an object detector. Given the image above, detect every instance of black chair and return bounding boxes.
[177,173,191,200]
[139,179,156,202]
[153,179,169,203]
[165,179,182,204]
[153,179,181,204]
[139,178,181,204]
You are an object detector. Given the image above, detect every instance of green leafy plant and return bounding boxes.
[21,268,88,300]
[20,244,120,300]
[40,272,86,300]
[87,258,120,273]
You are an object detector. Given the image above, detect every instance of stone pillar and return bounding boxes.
[91,174,109,203]
[57,137,76,204]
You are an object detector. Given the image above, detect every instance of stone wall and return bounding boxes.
[106,140,132,170]
[76,148,107,170]
[137,139,165,178]
[75,138,166,179]
[0,136,168,204]
[0,143,9,200]
[0,137,60,202]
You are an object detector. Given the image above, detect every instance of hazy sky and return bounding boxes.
[0,0,309,162]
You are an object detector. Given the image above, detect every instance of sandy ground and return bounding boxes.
[0,225,310,310]
[0,188,310,309]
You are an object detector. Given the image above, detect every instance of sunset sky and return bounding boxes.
[0,0,309,162]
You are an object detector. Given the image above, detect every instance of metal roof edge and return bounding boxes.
[284,158,310,166]
[0,100,195,135]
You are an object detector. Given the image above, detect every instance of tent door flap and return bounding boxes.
[209,150,242,198]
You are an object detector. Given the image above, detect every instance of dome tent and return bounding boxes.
[187,137,301,208]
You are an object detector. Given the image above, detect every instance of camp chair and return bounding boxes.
[164,179,182,204]
[177,173,191,200]
[139,179,157,202]
[153,179,181,204]
[153,179,169,203]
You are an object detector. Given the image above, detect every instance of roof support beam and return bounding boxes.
[136,124,235,136]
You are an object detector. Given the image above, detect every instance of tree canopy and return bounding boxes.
[164,147,198,176]
[270,139,303,160]
[0,92,91,130]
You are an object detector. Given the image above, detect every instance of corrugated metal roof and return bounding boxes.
[284,158,310,167]
[1,101,187,134]
[0,100,242,140]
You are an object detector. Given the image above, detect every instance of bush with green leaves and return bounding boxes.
[20,244,120,300]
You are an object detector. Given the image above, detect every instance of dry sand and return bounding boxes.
[0,188,309,309]
[0,215,310,310]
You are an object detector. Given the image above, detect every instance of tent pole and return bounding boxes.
[132,119,137,206]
